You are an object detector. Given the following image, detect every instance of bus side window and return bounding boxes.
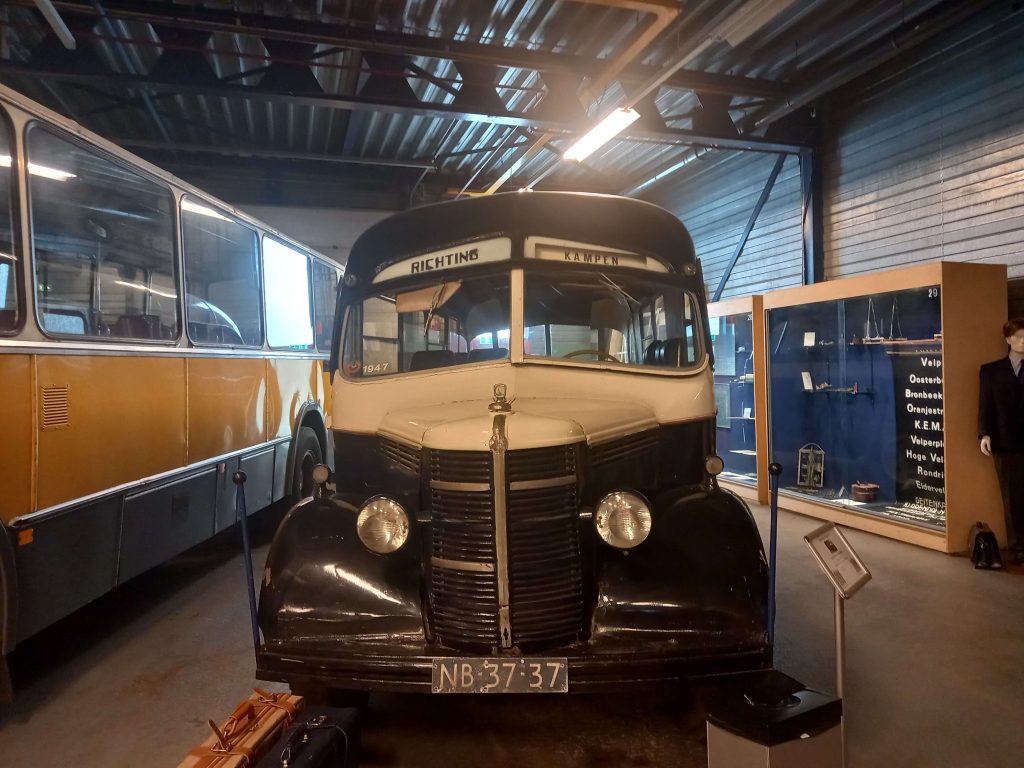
[27,125,177,341]
[0,115,15,334]
[182,196,262,347]
[263,237,314,351]
[313,261,341,352]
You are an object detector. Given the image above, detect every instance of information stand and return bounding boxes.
[803,523,872,768]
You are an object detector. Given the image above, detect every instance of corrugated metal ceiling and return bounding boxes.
[0,0,999,208]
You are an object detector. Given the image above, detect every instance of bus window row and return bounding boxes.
[0,119,340,349]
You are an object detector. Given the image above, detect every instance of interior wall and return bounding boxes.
[238,206,391,267]
[822,12,1024,301]
[645,11,1023,310]
[645,151,804,300]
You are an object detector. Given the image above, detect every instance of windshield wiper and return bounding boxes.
[423,281,447,338]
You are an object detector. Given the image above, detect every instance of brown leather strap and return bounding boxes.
[252,689,302,720]
[187,742,255,768]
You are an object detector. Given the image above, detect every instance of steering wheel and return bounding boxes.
[562,349,618,362]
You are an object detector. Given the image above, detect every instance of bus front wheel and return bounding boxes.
[292,426,323,501]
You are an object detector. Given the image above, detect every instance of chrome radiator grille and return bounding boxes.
[427,444,583,650]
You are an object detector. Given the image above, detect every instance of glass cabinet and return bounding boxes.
[711,311,757,484]
[709,295,768,503]
[762,261,1007,553]
[766,285,943,528]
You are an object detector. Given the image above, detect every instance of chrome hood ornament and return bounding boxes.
[488,383,512,413]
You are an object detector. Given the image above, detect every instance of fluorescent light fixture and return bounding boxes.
[114,280,178,300]
[181,198,230,221]
[0,154,76,181]
[563,108,641,163]
[34,0,76,51]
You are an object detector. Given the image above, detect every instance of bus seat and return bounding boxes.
[0,309,15,331]
[645,338,686,366]
[410,350,456,371]
[644,340,664,365]
[113,313,161,340]
[454,352,469,364]
[468,347,508,363]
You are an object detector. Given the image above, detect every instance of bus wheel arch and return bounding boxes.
[289,405,328,501]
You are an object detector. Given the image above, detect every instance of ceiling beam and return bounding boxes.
[0,62,811,154]
[10,0,785,99]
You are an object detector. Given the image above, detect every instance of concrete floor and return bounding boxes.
[2,500,1023,767]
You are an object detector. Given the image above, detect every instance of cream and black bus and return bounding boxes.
[257,192,771,697]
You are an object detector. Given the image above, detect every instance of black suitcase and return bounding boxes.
[255,706,361,768]
[968,521,1002,569]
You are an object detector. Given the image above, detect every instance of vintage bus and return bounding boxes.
[0,85,341,695]
[257,192,771,697]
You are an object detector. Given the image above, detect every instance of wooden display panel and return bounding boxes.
[761,261,1007,554]
[709,295,769,505]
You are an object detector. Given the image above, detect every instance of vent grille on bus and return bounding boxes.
[41,385,70,431]
[590,429,659,471]
[379,437,421,473]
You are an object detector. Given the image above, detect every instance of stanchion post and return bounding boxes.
[835,589,847,768]
[233,470,261,661]
[767,462,781,645]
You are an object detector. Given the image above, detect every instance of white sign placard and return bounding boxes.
[804,523,872,599]
[526,237,669,273]
[372,237,512,283]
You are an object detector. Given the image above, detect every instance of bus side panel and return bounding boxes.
[35,356,187,510]
[0,354,31,526]
[266,357,322,439]
[12,498,121,642]
[238,448,275,513]
[118,468,217,584]
[186,357,267,462]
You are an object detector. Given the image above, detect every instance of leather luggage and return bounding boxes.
[178,689,305,768]
[254,706,361,768]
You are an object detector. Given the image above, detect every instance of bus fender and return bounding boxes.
[591,486,770,649]
[258,495,424,645]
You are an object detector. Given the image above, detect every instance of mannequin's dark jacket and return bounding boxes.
[979,356,1024,452]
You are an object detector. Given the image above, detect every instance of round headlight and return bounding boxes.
[705,454,725,476]
[357,497,409,554]
[594,491,652,550]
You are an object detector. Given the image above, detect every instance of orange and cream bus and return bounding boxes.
[0,84,341,695]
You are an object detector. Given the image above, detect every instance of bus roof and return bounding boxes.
[345,192,697,285]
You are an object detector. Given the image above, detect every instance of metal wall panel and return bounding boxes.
[647,151,804,300]
[824,15,1024,281]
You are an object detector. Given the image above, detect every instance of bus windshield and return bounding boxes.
[342,268,703,377]
[342,272,510,377]
[524,271,702,369]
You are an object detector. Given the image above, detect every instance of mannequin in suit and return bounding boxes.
[979,318,1024,563]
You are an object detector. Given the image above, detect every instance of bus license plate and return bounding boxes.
[431,657,568,693]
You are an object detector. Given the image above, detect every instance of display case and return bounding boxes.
[709,296,768,504]
[763,262,1007,553]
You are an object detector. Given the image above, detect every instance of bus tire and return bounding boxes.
[291,426,323,501]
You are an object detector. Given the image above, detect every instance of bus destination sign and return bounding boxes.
[373,237,511,283]
[530,241,668,273]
